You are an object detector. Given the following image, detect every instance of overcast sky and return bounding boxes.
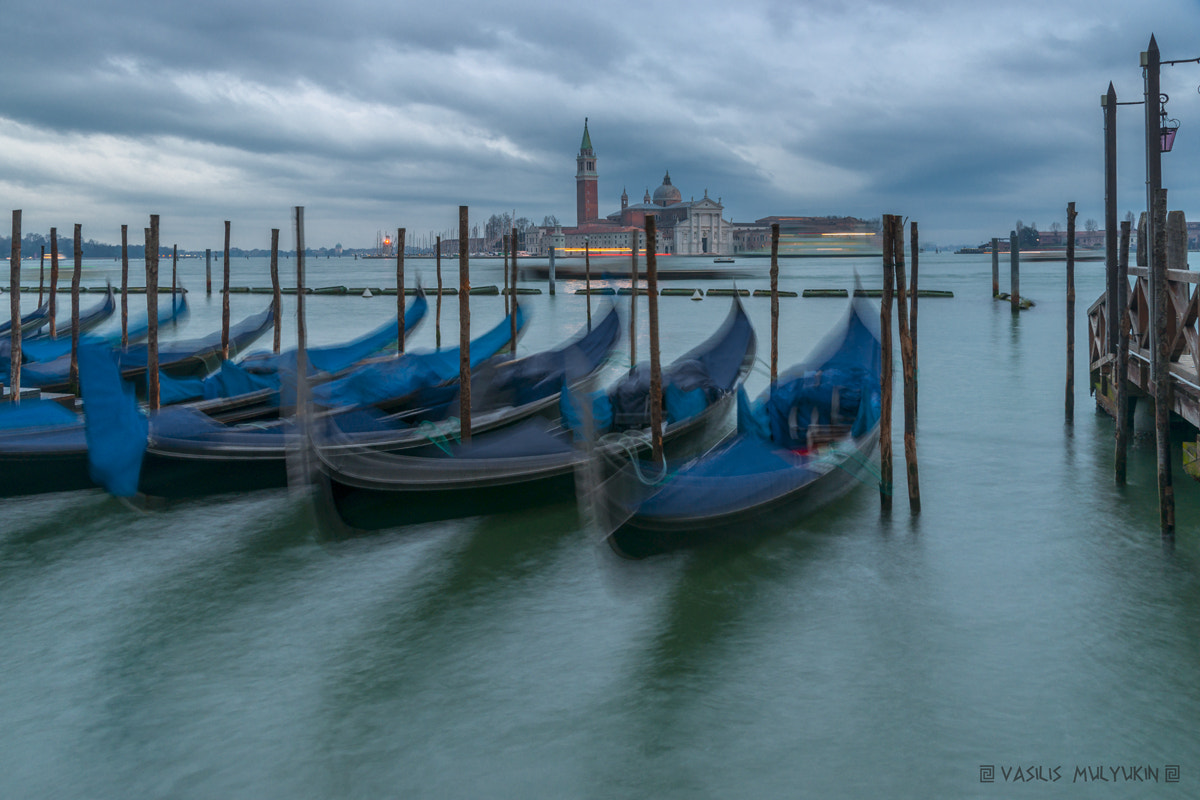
[2,0,1198,250]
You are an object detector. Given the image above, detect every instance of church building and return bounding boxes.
[545,119,732,256]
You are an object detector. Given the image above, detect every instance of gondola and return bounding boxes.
[16,290,188,364]
[0,296,426,499]
[602,293,882,558]
[18,302,275,394]
[77,305,556,500]
[155,292,428,412]
[312,297,755,531]
[0,286,118,364]
[0,299,51,336]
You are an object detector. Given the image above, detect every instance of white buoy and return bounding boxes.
[361,288,373,298]
[691,289,703,301]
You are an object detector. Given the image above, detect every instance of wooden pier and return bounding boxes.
[1089,262,1200,427]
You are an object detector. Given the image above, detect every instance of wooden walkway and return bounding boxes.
[1089,265,1200,426]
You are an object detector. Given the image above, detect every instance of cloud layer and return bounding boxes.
[1,0,1196,249]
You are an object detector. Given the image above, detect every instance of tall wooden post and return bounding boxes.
[770,223,780,384]
[37,245,45,306]
[1104,82,1119,353]
[435,235,442,348]
[69,224,82,393]
[147,217,160,411]
[991,238,999,297]
[1066,202,1077,424]
[548,245,556,296]
[629,234,639,368]
[8,210,21,403]
[48,228,58,340]
[397,227,406,354]
[880,215,895,511]
[171,244,178,313]
[1009,230,1020,313]
[120,225,129,347]
[222,221,231,361]
[585,238,592,330]
[502,234,510,319]
[510,226,518,354]
[459,207,472,443]
[646,216,663,464]
[1152,187,1174,536]
[1144,36,1163,380]
[1115,219,1132,484]
[910,221,919,414]
[894,218,920,513]
[205,248,212,296]
[270,228,281,354]
[294,208,308,412]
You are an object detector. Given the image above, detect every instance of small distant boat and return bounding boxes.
[713,257,735,263]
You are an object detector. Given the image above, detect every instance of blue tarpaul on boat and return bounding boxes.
[13,290,188,364]
[156,292,428,409]
[18,302,276,394]
[602,293,882,558]
[81,306,539,501]
[0,287,118,365]
[312,298,755,532]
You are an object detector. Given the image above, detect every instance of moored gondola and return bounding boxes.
[602,294,882,558]
[313,297,756,532]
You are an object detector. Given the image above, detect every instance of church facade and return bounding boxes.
[541,120,733,256]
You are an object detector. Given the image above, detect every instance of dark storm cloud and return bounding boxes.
[1,0,1198,248]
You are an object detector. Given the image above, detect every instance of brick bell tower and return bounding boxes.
[576,118,598,226]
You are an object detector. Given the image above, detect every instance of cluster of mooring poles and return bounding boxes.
[1091,33,1200,539]
[4,211,287,410]
[879,214,921,514]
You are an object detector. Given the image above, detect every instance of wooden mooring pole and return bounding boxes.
[770,223,780,384]
[1152,187,1174,536]
[37,245,44,306]
[646,215,663,464]
[222,221,231,361]
[146,217,160,411]
[172,244,178,314]
[910,221,919,415]
[1115,218,1132,484]
[510,226,518,355]
[435,235,442,348]
[893,217,920,513]
[630,235,639,368]
[270,228,281,354]
[879,215,895,511]
[120,225,129,347]
[991,238,1000,297]
[585,238,592,331]
[459,206,472,444]
[205,248,212,296]
[502,234,510,319]
[397,227,406,354]
[9,210,21,403]
[48,228,58,340]
[1066,202,1077,424]
[69,224,82,393]
[1010,230,1020,313]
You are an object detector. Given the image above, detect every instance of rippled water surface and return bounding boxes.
[2,253,1198,798]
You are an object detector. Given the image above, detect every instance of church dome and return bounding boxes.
[652,171,682,206]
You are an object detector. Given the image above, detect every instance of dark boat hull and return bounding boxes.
[606,427,880,558]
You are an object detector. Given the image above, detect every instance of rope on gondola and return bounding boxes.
[597,430,671,486]
[417,418,461,455]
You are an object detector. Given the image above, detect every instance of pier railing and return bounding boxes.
[1089,266,1200,422]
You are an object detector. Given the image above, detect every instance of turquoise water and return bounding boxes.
[2,253,1199,798]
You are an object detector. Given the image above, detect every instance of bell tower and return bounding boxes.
[576,118,598,225]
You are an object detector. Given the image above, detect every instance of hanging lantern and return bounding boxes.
[1161,116,1180,152]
